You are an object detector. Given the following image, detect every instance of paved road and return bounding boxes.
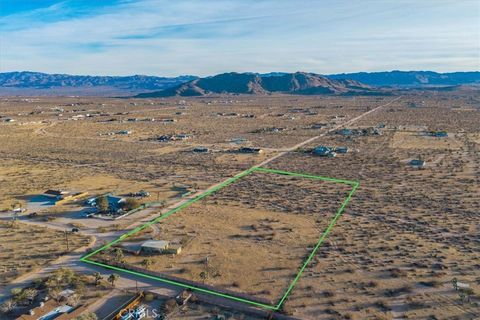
[0,96,401,309]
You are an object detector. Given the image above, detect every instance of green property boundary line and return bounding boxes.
[80,166,359,311]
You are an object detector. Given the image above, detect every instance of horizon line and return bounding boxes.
[2,69,479,78]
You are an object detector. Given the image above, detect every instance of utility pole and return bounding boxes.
[64,230,70,252]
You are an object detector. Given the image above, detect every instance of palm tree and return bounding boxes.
[108,274,119,287]
[93,272,103,286]
[141,258,153,270]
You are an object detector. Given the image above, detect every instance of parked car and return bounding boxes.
[28,212,38,218]
[129,190,151,198]
[137,190,150,198]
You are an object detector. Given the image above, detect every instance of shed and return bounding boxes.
[193,147,209,153]
[409,159,426,168]
[44,190,69,199]
[141,240,170,254]
[165,244,182,255]
[434,131,448,137]
[335,147,349,154]
[238,147,263,154]
[338,128,352,136]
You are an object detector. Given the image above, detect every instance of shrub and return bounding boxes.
[123,198,141,211]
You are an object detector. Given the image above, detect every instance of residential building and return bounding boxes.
[312,146,336,157]
[409,159,426,168]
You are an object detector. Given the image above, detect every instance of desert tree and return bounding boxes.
[23,288,38,303]
[66,294,80,307]
[0,299,16,314]
[108,274,119,287]
[123,198,141,211]
[114,248,124,263]
[199,271,208,284]
[93,272,103,286]
[75,313,98,320]
[141,258,153,270]
[49,288,62,302]
[97,196,109,213]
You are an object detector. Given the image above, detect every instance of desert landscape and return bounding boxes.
[0,91,478,319]
[1,1,479,318]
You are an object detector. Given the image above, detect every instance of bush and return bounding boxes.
[97,196,109,213]
[144,293,154,302]
[122,198,141,211]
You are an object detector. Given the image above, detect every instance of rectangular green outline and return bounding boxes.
[80,166,359,311]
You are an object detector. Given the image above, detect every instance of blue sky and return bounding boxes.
[0,0,479,76]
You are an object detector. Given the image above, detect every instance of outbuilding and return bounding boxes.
[312,146,336,157]
[193,147,209,153]
[335,147,349,154]
[141,240,170,254]
[409,159,426,168]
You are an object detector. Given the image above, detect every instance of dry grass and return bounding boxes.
[0,220,91,286]
[94,172,352,304]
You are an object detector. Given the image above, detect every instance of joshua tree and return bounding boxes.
[23,288,38,303]
[66,294,80,307]
[114,248,124,263]
[141,258,153,270]
[93,272,103,286]
[199,271,208,284]
[48,288,62,302]
[0,299,16,314]
[108,274,119,287]
[452,277,458,290]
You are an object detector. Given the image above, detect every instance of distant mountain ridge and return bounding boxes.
[0,71,197,96]
[0,70,478,96]
[326,71,480,87]
[135,72,378,97]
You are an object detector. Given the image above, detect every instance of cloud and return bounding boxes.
[1,0,478,76]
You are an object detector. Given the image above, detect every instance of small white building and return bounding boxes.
[140,240,182,255]
[141,240,169,254]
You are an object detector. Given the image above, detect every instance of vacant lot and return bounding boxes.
[93,171,353,305]
[0,220,91,286]
[390,131,463,150]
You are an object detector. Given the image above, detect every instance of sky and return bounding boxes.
[0,0,479,76]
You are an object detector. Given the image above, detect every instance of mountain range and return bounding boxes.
[135,72,379,97]
[0,72,195,96]
[0,70,478,97]
[327,71,480,87]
